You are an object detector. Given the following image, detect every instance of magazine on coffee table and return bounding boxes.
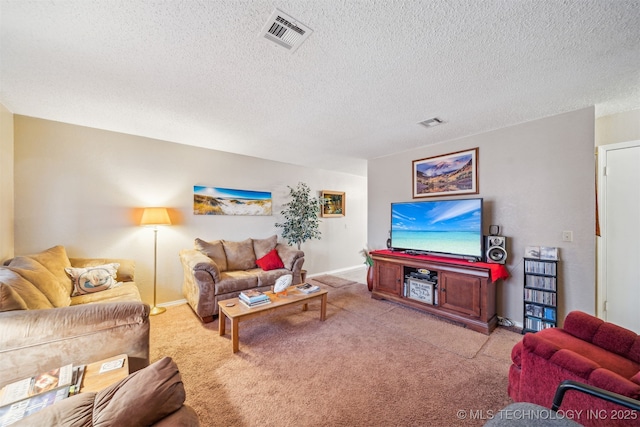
[0,364,75,425]
[296,283,320,294]
[0,386,70,426]
[0,364,73,407]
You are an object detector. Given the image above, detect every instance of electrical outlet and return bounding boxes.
[562,231,573,242]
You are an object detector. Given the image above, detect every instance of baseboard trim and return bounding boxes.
[307,264,366,278]
[156,298,187,308]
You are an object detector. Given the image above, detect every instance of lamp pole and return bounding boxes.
[150,226,166,315]
[140,207,171,316]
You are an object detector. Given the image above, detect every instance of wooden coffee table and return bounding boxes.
[218,286,328,353]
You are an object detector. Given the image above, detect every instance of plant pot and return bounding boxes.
[301,269,307,283]
[366,266,374,291]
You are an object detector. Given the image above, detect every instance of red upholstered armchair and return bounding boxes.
[509,311,640,427]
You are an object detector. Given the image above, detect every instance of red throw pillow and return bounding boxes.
[256,249,285,271]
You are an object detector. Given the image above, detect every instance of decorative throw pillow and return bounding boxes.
[252,235,277,260]
[194,238,227,271]
[22,245,74,297]
[65,263,121,296]
[8,256,71,307]
[0,282,28,312]
[222,238,257,270]
[256,249,285,271]
[69,258,136,282]
[0,268,54,310]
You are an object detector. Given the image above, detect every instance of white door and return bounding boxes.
[598,140,640,333]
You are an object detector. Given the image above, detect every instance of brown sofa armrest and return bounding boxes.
[0,302,150,383]
[179,250,220,323]
[275,244,304,271]
[275,244,305,284]
[69,257,136,282]
[179,250,220,281]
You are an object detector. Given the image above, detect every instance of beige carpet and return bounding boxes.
[311,274,359,288]
[150,277,521,427]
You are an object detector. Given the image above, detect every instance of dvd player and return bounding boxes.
[407,271,437,281]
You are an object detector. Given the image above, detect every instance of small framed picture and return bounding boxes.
[320,191,345,217]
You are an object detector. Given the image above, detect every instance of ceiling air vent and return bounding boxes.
[418,117,445,129]
[259,8,313,53]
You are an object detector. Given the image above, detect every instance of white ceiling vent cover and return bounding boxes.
[418,117,445,128]
[259,8,313,53]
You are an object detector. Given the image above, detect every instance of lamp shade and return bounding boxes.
[140,207,171,226]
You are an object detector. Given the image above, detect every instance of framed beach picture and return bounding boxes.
[320,191,345,217]
[193,186,272,215]
[412,148,478,198]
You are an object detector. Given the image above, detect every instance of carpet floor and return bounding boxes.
[150,277,521,427]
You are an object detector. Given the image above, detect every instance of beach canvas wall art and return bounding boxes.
[193,186,272,215]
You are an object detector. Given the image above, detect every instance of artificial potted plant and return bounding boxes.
[275,182,322,282]
[361,247,374,291]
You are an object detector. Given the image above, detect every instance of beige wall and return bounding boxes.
[0,103,14,261]
[9,107,627,322]
[596,108,640,146]
[368,107,596,327]
[13,116,367,306]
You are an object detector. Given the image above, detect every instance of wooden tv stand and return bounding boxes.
[371,250,508,334]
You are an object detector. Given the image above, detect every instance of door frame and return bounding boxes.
[596,139,640,320]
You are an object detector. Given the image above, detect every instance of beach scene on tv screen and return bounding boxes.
[391,199,482,257]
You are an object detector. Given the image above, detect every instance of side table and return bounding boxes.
[80,354,130,393]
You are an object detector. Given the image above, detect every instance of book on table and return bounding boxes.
[296,283,320,294]
[68,365,86,396]
[239,297,271,308]
[239,289,270,304]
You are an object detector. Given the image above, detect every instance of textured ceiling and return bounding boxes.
[1,1,639,176]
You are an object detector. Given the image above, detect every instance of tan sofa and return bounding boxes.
[0,246,150,383]
[179,235,304,322]
[11,357,200,426]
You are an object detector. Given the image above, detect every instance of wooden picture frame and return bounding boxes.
[320,191,345,217]
[412,148,478,198]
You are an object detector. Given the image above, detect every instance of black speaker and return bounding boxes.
[485,235,507,264]
[386,230,392,249]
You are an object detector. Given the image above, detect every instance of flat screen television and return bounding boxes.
[390,198,483,260]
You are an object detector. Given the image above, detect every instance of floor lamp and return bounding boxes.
[140,207,172,316]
